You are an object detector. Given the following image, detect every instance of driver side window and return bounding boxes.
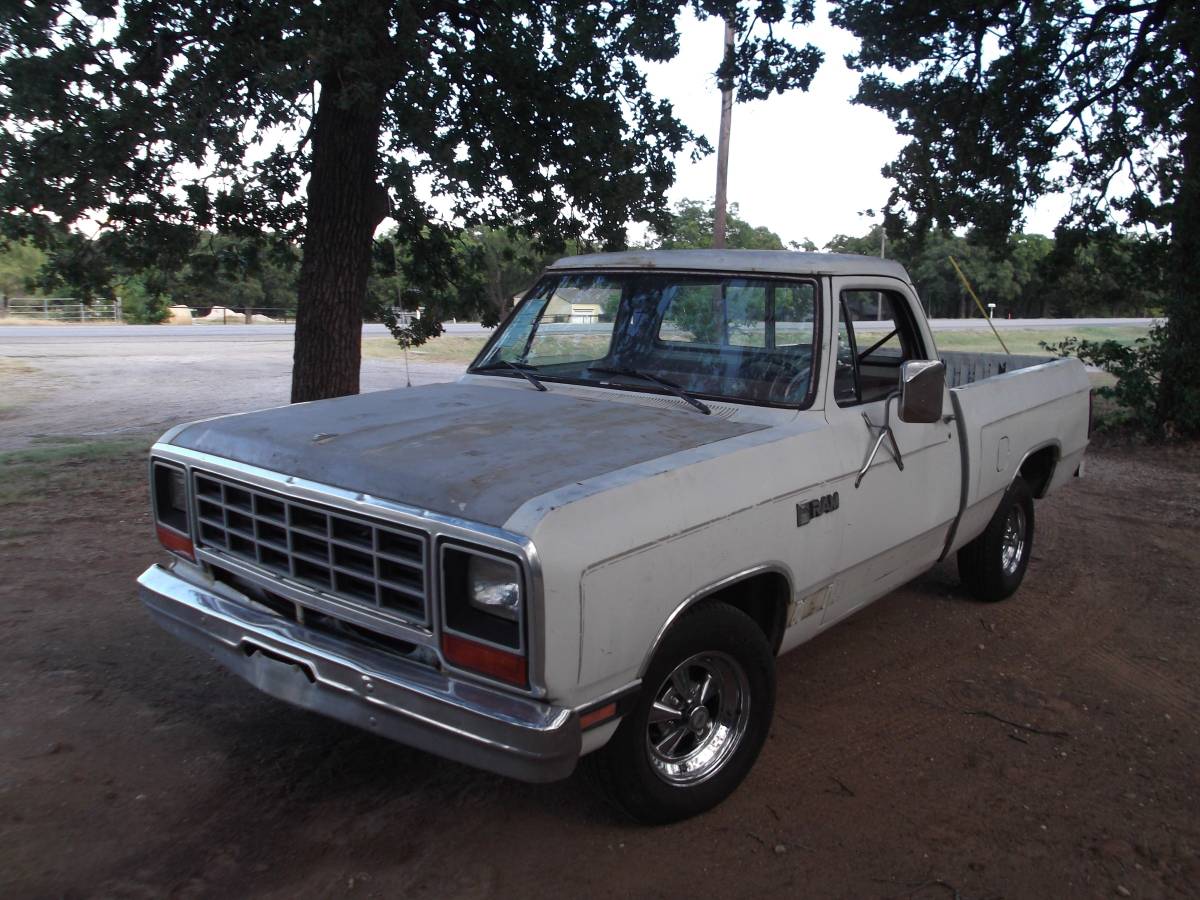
[835,290,926,407]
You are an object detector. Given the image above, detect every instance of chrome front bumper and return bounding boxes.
[137,564,580,782]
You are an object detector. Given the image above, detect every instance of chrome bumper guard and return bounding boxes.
[138,564,580,782]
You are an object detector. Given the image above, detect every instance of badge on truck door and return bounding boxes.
[796,492,839,526]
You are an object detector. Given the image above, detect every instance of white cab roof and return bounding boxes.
[547,249,911,281]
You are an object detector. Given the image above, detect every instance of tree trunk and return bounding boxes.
[291,78,386,403]
[485,257,508,323]
[1158,24,1200,434]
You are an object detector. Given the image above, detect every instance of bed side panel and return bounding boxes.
[952,356,1090,514]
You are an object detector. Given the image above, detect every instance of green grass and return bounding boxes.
[0,359,38,376]
[0,359,43,419]
[929,325,1150,355]
[0,438,148,464]
[0,437,150,506]
[362,334,488,364]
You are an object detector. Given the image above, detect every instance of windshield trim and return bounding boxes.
[467,270,824,412]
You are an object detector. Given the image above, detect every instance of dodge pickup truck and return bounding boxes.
[138,250,1090,823]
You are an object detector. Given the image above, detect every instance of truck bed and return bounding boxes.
[940,350,1057,388]
[941,352,1091,556]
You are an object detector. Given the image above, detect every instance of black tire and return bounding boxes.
[586,603,775,824]
[957,475,1035,602]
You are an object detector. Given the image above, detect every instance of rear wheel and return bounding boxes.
[587,603,775,824]
[958,476,1035,602]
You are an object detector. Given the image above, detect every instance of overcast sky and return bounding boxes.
[643,4,1071,248]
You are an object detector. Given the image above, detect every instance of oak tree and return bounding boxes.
[831,0,1200,433]
[0,1,822,401]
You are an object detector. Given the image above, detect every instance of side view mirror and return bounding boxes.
[898,360,946,423]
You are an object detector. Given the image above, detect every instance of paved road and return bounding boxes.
[0,322,493,340]
[0,327,465,451]
[0,317,1159,341]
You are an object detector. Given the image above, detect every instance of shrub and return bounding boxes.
[115,275,170,324]
[1041,325,1166,436]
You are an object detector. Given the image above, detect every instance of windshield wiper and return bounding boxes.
[587,366,711,415]
[476,359,547,392]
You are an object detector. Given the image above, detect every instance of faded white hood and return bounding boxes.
[168,381,765,528]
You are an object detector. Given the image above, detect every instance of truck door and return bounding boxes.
[821,277,961,621]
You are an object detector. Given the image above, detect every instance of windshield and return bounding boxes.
[471,271,818,407]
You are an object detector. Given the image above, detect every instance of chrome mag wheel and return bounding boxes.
[588,603,774,823]
[1000,504,1027,576]
[644,651,751,786]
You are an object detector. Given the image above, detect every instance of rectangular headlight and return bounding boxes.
[151,460,194,560]
[441,545,526,687]
[466,554,521,621]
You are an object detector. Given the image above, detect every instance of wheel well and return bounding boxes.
[703,571,790,654]
[1018,446,1058,498]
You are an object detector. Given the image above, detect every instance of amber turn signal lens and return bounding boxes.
[156,523,195,561]
[441,633,527,687]
[579,702,618,730]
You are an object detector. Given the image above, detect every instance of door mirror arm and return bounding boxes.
[856,360,949,489]
[856,391,904,488]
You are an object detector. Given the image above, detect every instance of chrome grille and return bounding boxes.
[192,472,428,623]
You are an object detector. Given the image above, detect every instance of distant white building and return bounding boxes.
[544,286,606,323]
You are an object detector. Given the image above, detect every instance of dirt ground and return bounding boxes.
[0,434,1196,900]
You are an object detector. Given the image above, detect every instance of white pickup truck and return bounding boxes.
[138,250,1090,822]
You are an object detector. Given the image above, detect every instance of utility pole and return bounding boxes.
[397,259,412,388]
[712,19,735,249]
[877,222,887,320]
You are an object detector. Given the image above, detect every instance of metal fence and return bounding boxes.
[188,306,295,324]
[0,299,420,326]
[1,297,123,322]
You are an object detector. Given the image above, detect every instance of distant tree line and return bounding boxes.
[650,200,1167,320]
[0,200,1165,325]
[825,226,1166,320]
[0,230,301,323]
[0,223,562,325]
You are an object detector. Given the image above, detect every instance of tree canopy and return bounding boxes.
[0,1,824,401]
[831,1,1192,240]
[0,237,45,300]
[831,0,1200,433]
[370,224,564,334]
[648,198,790,250]
[0,226,301,322]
